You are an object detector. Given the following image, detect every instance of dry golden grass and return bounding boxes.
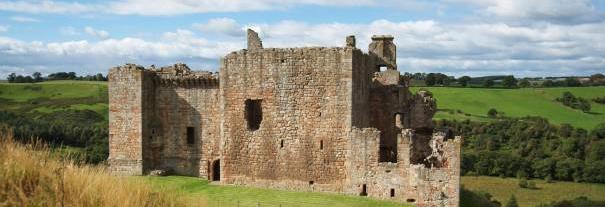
[0,128,192,207]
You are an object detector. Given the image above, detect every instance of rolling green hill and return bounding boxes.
[0,80,108,119]
[413,87,605,129]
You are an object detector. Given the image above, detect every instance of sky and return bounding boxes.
[0,0,604,78]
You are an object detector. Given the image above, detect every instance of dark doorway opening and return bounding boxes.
[212,159,220,181]
[360,184,367,196]
[390,188,395,197]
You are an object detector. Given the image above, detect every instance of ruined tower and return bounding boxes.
[108,30,461,207]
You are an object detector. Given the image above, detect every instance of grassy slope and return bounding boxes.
[141,176,410,207]
[413,87,605,129]
[461,176,605,207]
[0,81,108,119]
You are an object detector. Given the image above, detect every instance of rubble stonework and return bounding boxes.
[108,29,461,206]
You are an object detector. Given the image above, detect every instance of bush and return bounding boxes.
[593,97,605,104]
[518,178,529,188]
[487,108,498,118]
[555,92,591,112]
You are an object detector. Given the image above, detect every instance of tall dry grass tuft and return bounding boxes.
[0,127,189,207]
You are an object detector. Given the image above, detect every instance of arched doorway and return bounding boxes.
[212,159,220,181]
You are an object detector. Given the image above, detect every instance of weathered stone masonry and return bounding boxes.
[108,29,461,207]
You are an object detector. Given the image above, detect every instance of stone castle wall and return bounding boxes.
[220,47,354,188]
[108,64,146,175]
[108,31,461,206]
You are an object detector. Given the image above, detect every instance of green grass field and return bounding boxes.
[461,176,605,207]
[0,81,108,119]
[413,87,605,129]
[139,176,409,207]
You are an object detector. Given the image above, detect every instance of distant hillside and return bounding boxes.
[413,86,605,129]
[0,81,109,163]
[462,176,605,207]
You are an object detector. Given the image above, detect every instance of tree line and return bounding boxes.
[7,72,108,83]
[0,110,108,164]
[403,73,605,88]
[436,117,605,183]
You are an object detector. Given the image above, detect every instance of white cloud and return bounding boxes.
[201,19,604,76]
[0,29,241,78]
[0,25,8,33]
[84,27,110,40]
[193,18,245,37]
[3,19,604,77]
[0,0,430,16]
[10,16,40,23]
[0,0,95,14]
[450,0,602,23]
[106,0,381,15]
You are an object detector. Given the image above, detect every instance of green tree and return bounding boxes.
[7,73,16,83]
[576,98,591,112]
[458,76,471,87]
[506,195,519,207]
[542,80,554,87]
[425,73,437,86]
[483,79,494,88]
[565,77,582,87]
[32,72,42,82]
[519,79,531,87]
[502,75,517,88]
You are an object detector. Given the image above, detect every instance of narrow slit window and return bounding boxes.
[280,140,284,148]
[320,140,323,150]
[186,127,195,144]
[390,189,395,197]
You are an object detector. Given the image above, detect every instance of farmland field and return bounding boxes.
[461,176,605,207]
[413,86,605,129]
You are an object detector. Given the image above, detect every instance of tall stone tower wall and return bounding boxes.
[219,47,355,189]
[108,64,147,175]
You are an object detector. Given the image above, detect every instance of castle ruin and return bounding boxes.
[108,29,461,206]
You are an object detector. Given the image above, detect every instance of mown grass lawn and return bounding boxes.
[412,86,605,129]
[138,176,411,207]
[461,176,605,207]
